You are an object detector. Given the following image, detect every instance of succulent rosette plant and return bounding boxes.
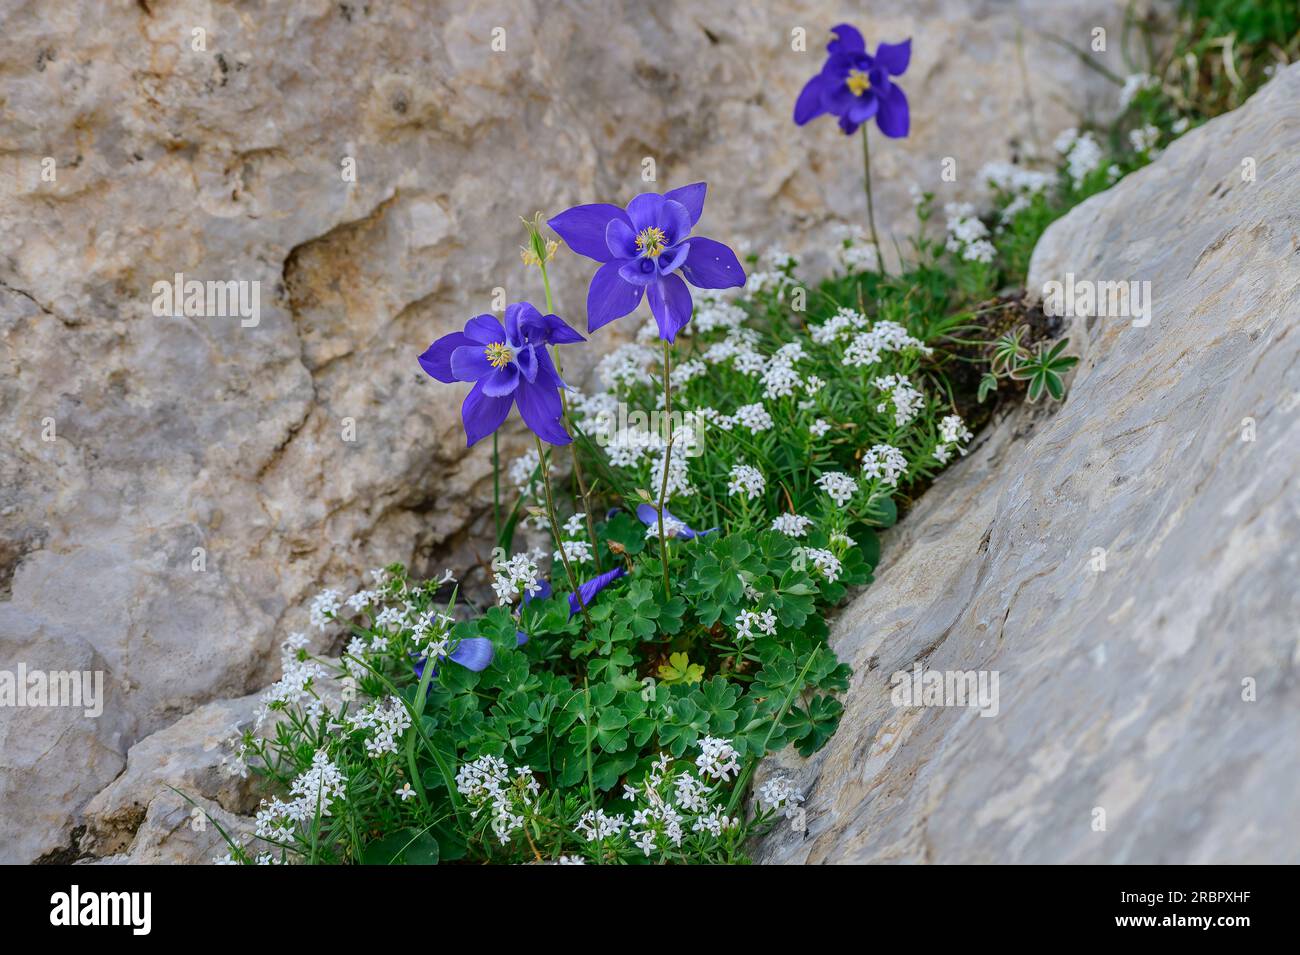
[547,183,745,342]
[418,301,584,447]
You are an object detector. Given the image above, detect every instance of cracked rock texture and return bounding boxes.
[1,0,1152,861]
[758,64,1300,864]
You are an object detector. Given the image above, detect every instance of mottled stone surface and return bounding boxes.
[759,64,1300,865]
[0,0,1154,861]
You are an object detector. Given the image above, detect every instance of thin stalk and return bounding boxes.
[861,125,886,276]
[539,256,603,573]
[535,435,592,629]
[656,338,674,600]
[492,432,501,546]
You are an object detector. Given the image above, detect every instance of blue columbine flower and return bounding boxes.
[794,24,911,137]
[413,636,496,682]
[635,503,717,540]
[521,566,628,626]
[418,301,584,447]
[547,183,745,343]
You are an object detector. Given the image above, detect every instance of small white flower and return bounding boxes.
[860,444,909,488]
[810,418,830,438]
[396,782,416,801]
[727,463,766,500]
[770,513,813,538]
[562,512,587,537]
[816,471,859,506]
[695,736,741,782]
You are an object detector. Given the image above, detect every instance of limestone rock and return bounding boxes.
[759,64,1300,864]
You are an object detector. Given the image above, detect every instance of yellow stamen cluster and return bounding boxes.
[635,226,667,258]
[846,69,871,96]
[485,341,513,369]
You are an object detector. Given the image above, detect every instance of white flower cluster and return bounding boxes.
[577,808,628,842]
[695,736,742,781]
[872,373,925,427]
[1129,123,1161,155]
[1054,128,1104,186]
[254,749,347,841]
[758,775,806,819]
[816,470,859,506]
[644,509,689,540]
[796,546,843,583]
[733,401,774,432]
[1119,72,1158,108]
[735,606,777,639]
[455,754,540,845]
[491,553,543,606]
[650,443,695,499]
[979,161,1053,196]
[693,294,748,334]
[727,463,766,500]
[761,342,806,399]
[944,202,996,264]
[507,449,540,493]
[598,342,656,391]
[841,320,931,368]
[555,538,593,565]
[346,696,413,757]
[860,443,909,488]
[770,512,813,537]
[309,588,341,631]
[258,647,326,725]
[934,413,974,464]
[832,223,880,272]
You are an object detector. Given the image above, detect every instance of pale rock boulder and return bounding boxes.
[759,64,1300,864]
[0,0,1157,861]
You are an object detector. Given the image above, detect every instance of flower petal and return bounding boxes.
[827,23,865,54]
[461,379,512,447]
[646,273,694,343]
[657,241,690,275]
[660,199,693,245]
[875,82,909,138]
[448,637,494,672]
[418,331,471,383]
[794,74,830,125]
[516,380,571,445]
[568,566,627,616]
[464,313,506,345]
[480,364,520,397]
[543,313,585,344]
[679,237,746,290]
[874,38,911,76]
[587,260,646,331]
[663,182,706,225]
[506,301,546,343]
[451,344,495,382]
[619,257,660,287]
[534,345,566,390]
[516,343,538,383]
[626,192,665,232]
[606,217,639,260]
[548,204,629,262]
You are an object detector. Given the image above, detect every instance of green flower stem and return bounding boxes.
[492,431,501,546]
[538,255,603,573]
[535,434,592,630]
[656,338,675,601]
[860,124,886,276]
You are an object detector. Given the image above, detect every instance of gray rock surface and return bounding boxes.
[0,0,1158,861]
[758,64,1300,864]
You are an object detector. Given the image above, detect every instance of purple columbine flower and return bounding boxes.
[413,636,496,682]
[635,503,717,540]
[418,301,584,447]
[522,565,627,619]
[547,183,745,343]
[794,24,911,137]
